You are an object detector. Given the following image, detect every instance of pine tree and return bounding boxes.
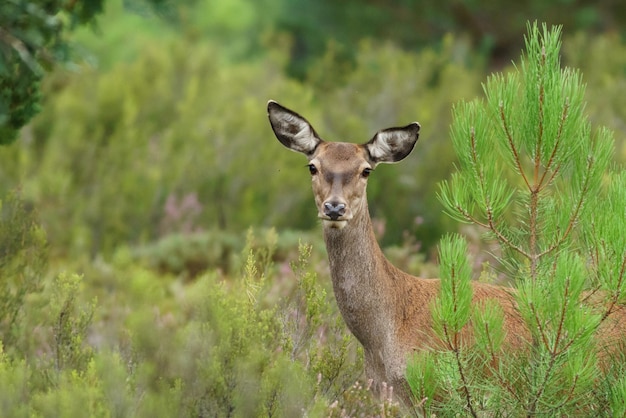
[408,22,626,416]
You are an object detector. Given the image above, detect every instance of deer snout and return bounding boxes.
[323,201,346,221]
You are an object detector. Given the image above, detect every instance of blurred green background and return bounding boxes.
[2,0,626,262]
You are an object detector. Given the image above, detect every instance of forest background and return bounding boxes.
[1,0,626,416]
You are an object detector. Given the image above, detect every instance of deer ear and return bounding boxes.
[268,101,322,157]
[365,122,420,164]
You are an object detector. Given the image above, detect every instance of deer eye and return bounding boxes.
[361,167,372,178]
[307,164,318,175]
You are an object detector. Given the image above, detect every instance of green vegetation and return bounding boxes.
[0,211,386,416]
[0,0,106,143]
[3,1,626,416]
[407,23,626,416]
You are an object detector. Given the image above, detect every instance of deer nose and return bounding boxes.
[324,201,346,220]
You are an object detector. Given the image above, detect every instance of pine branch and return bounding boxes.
[527,352,558,416]
[537,154,592,259]
[486,207,530,260]
[452,203,530,259]
[483,321,524,405]
[499,101,531,190]
[528,45,549,282]
[442,322,477,418]
[435,23,624,414]
[468,124,532,261]
[438,252,476,418]
[528,301,551,351]
[601,253,626,322]
[552,275,571,354]
[550,374,580,411]
[537,99,569,190]
[533,46,547,191]
[529,189,540,281]
[454,347,477,418]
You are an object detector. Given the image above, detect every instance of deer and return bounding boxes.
[266,100,626,408]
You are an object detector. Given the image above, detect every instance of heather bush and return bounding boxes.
[0,211,397,416]
[0,192,47,352]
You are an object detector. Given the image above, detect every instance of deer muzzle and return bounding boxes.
[323,201,346,221]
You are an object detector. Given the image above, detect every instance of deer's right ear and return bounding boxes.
[267,100,322,157]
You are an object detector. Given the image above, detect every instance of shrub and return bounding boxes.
[0,191,47,352]
[0,226,396,416]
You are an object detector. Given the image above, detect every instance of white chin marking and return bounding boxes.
[323,220,348,229]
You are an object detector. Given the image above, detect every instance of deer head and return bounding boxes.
[267,100,420,229]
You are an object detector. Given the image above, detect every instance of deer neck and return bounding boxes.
[322,203,398,348]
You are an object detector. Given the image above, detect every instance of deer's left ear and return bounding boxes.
[364,122,420,164]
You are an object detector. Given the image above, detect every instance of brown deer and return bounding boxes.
[266,100,624,407]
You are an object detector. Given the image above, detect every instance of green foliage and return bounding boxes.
[167,277,309,416]
[133,230,240,278]
[0,0,107,143]
[471,300,506,358]
[268,0,626,79]
[50,273,95,374]
[0,0,192,144]
[439,23,612,278]
[405,351,438,414]
[607,373,626,417]
[0,56,41,144]
[0,191,46,350]
[0,222,396,416]
[4,0,626,153]
[0,32,485,257]
[9,11,626,258]
[410,22,626,416]
[584,171,626,305]
[431,234,472,343]
[6,3,626,415]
